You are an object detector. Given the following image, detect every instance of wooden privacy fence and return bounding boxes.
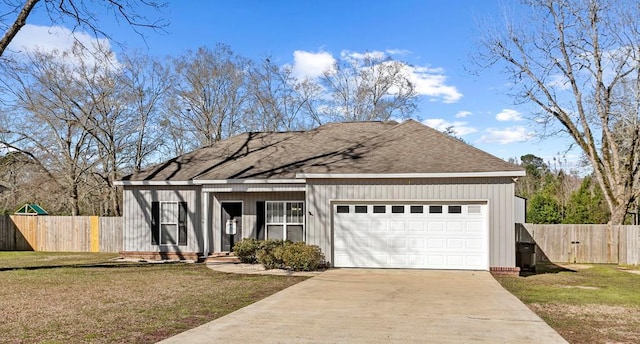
[517,223,640,265]
[0,215,122,252]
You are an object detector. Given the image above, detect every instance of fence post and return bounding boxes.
[90,216,100,252]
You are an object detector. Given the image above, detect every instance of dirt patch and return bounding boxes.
[557,263,594,270]
[529,303,640,344]
[617,268,640,275]
[558,285,601,290]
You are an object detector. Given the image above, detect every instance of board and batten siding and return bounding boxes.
[211,192,305,252]
[123,186,201,253]
[305,177,516,269]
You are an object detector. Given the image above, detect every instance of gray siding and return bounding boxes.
[305,178,516,268]
[515,196,526,224]
[123,186,202,253]
[211,192,305,252]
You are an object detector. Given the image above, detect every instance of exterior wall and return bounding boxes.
[514,196,526,224]
[122,186,202,254]
[211,191,305,252]
[305,177,516,268]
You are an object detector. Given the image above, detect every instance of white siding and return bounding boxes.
[122,186,201,253]
[305,178,516,268]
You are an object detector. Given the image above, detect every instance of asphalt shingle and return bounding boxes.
[122,120,523,181]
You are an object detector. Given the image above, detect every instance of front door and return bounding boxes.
[221,202,242,252]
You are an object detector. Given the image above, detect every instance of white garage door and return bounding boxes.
[333,203,488,270]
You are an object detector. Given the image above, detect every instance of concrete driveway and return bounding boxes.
[158,269,567,343]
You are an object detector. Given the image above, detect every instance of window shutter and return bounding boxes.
[178,202,188,246]
[256,201,265,240]
[151,201,160,245]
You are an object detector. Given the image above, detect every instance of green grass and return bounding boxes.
[495,264,640,344]
[0,252,307,343]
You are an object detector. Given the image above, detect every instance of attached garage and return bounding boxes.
[333,203,488,270]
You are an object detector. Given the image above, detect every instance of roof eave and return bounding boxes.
[114,180,196,186]
[115,178,307,186]
[295,171,526,179]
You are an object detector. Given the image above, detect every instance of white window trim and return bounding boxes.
[160,201,179,246]
[265,201,305,241]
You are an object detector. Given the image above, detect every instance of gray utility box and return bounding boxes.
[516,242,536,271]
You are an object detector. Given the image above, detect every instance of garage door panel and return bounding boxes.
[408,221,425,232]
[388,237,406,249]
[370,220,388,232]
[447,238,464,249]
[447,221,464,232]
[446,255,464,266]
[408,238,425,249]
[334,203,488,270]
[427,222,445,232]
[428,238,444,248]
[465,221,484,233]
[466,238,484,250]
[389,255,407,265]
[390,221,406,231]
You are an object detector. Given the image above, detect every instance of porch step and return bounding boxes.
[206,252,241,264]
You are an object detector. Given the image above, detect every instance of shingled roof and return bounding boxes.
[122,120,523,182]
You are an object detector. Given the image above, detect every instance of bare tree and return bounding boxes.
[166,44,250,149]
[246,57,322,131]
[0,0,166,58]
[0,43,154,215]
[320,53,417,122]
[0,47,97,215]
[480,0,640,224]
[120,53,172,172]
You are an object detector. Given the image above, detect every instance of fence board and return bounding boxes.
[520,223,640,265]
[0,215,122,253]
[100,217,123,253]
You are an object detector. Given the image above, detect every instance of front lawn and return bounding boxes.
[0,252,307,343]
[494,264,640,344]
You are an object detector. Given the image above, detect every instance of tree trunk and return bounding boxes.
[609,202,629,225]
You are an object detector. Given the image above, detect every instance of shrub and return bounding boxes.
[256,239,286,269]
[251,240,326,271]
[233,238,261,263]
[275,242,325,271]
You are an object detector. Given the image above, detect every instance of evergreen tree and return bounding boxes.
[563,176,609,224]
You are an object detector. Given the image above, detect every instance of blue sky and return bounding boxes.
[8,0,582,167]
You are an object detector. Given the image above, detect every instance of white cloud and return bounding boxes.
[290,49,462,103]
[341,50,386,61]
[422,118,478,136]
[477,126,534,144]
[455,111,472,118]
[291,50,336,80]
[7,24,118,69]
[385,49,411,56]
[495,109,523,121]
[10,24,111,55]
[548,74,571,91]
[400,65,462,103]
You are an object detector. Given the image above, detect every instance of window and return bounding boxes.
[336,205,350,213]
[266,201,304,242]
[392,205,405,213]
[373,205,386,213]
[151,201,187,246]
[429,205,443,214]
[468,205,482,214]
[355,205,368,213]
[448,205,462,214]
[410,205,423,213]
